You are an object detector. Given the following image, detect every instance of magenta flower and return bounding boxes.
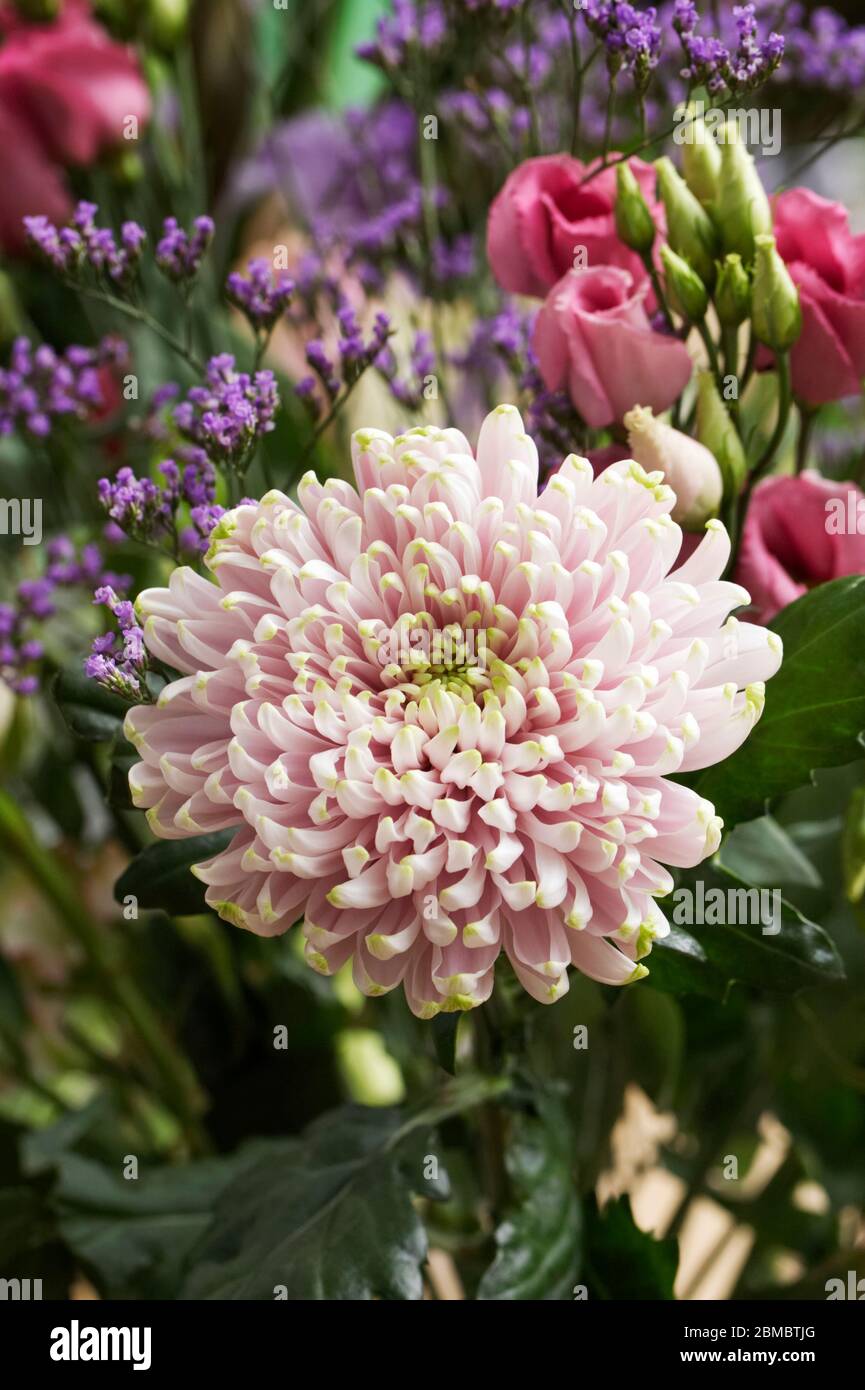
[736,473,865,623]
[125,406,781,1016]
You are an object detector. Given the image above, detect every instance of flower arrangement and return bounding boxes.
[1,0,865,1309]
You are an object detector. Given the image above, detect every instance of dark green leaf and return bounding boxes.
[648,925,728,1000]
[181,1106,432,1300]
[477,1100,581,1300]
[114,830,235,916]
[684,577,865,828]
[431,1012,460,1075]
[53,669,128,743]
[584,1195,678,1300]
[719,815,821,890]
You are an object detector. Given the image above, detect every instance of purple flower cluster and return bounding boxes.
[356,0,448,67]
[155,215,215,283]
[376,329,436,411]
[173,354,279,470]
[298,306,392,414]
[25,202,146,288]
[1,539,128,696]
[98,452,223,557]
[673,1,783,94]
[85,586,148,700]
[0,336,124,439]
[586,3,663,86]
[226,258,295,333]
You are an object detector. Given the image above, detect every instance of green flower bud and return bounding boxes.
[752,234,802,353]
[714,253,752,327]
[696,370,747,499]
[679,107,722,207]
[147,0,188,48]
[660,243,708,322]
[614,161,656,256]
[714,124,772,262]
[655,155,718,288]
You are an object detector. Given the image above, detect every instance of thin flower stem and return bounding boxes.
[602,72,618,161]
[75,283,206,374]
[697,320,722,379]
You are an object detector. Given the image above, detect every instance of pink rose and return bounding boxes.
[533,265,693,429]
[486,153,661,299]
[772,188,865,405]
[736,472,865,623]
[0,0,151,253]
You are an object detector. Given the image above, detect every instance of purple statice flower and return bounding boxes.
[85,586,148,701]
[98,466,177,546]
[586,2,663,85]
[26,201,146,288]
[432,234,475,284]
[672,0,782,94]
[155,215,215,283]
[356,0,447,67]
[0,336,125,439]
[174,355,279,471]
[377,329,436,411]
[226,258,295,333]
[1,541,129,696]
[299,304,393,412]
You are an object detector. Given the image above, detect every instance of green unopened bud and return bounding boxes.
[660,243,708,322]
[679,106,722,207]
[752,234,802,353]
[147,0,188,48]
[696,371,747,499]
[655,156,718,288]
[714,124,772,262]
[614,162,656,255]
[715,253,752,327]
[625,406,722,529]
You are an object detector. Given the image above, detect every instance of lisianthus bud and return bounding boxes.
[680,107,722,207]
[614,161,656,255]
[695,371,747,499]
[714,125,772,262]
[147,0,188,48]
[660,243,708,322]
[624,405,722,528]
[752,234,802,353]
[655,157,718,288]
[715,253,751,327]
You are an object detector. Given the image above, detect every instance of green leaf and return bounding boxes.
[53,669,128,743]
[431,1012,460,1076]
[684,577,865,828]
[114,830,235,916]
[719,815,821,890]
[181,1106,435,1300]
[48,1147,273,1301]
[477,1100,582,1300]
[651,863,844,996]
[584,1195,678,1300]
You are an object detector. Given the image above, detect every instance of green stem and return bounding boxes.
[645,259,675,333]
[796,405,816,474]
[0,789,208,1149]
[697,320,722,380]
[752,352,792,481]
[602,71,618,161]
[75,284,205,375]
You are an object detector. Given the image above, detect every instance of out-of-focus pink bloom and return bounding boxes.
[772,188,865,404]
[533,266,693,429]
[736,472,865,622]
[126,405,781,1017]
[0,1,150,252]
[486,153,662,299]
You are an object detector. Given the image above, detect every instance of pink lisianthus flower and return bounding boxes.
[533,266,693,429]
[771,188,865,405]
[0,0,150,253]
[126,406,781,1017]
[486,153,662,300]
[736,472,865,623]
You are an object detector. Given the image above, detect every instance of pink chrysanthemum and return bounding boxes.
[125,406,782,1017]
